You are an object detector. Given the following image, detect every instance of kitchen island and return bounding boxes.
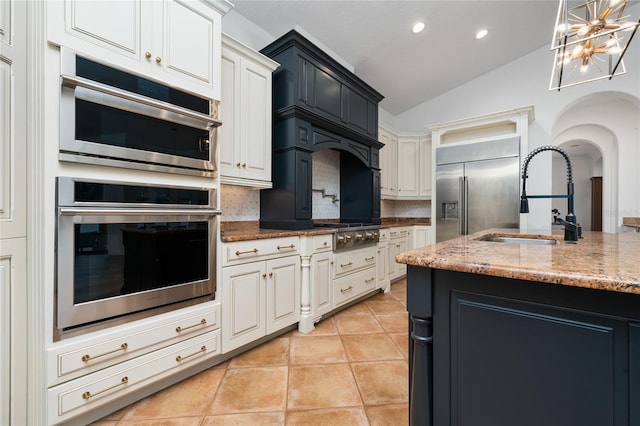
[396,230,640,426]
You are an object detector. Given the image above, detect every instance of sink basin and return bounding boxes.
[476,234,558,245]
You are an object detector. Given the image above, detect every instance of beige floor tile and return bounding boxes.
[120,368,224,420]
[208,366,288,414]
[334,314,384,335]
[375,313,409,334]
[228,337,289,368]
[391,288,407,303]
[351,361,409,405]
[342,334,404,362]
[290,316,338,337]
[333,303,373,317]
[288,364,362,410]
[290,335,347,364]
[365,403,409,426]
[365,299,407,315]
[366,290,399,302]
[388,333,409,359]
[117,418,203,426]
[202,412,285,425]
[286,407,369,425]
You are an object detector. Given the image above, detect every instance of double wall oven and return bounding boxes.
[56,178,220,338]
[55,49,222,339]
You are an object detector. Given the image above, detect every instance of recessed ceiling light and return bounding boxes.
[412,22,425,34]
[475,29,488,39]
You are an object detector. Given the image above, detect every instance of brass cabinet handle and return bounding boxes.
[176,346,207,362]
[236,248,258,256]
[82,376,128,400]
[155,56,161,64]
[236,162,241,167]
[82,343,128,362]
[269,272,273,277]
[175,319,206,333]
[242,163,246,168]
[364,256,375,261]
[277,244,295,250]
[365,277,375,283]
[145,52,151,59]
[340,285,353,293]
[323,241,328,246]
[262,273,267,278]
[340,261,353,268]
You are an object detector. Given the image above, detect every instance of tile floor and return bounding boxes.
[93,279,408,426]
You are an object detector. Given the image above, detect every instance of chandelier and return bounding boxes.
[549,0,640,90]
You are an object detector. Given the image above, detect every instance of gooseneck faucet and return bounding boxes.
[520,145,581,242]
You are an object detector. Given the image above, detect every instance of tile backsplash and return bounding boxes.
[382,199,431,218]
[220,184,260,221]
[312,149,340,219]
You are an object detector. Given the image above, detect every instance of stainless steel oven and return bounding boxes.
[55,177,220,338]
[59,48,221,177]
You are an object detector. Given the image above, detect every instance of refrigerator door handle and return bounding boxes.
[463,176,469,235]
[458,176,465,236]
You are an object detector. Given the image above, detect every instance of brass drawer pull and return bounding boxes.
[176,346,207,362]
[236,248,258,256]
[277,244,296,250]
[82,376,128,400]
[82,343,128,362]
[175,319,206,333]
[365,277,375,283]
[340,261,353,268]
[364,256,375,261]
[340,286,353,293]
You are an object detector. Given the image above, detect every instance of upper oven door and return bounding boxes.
[59,48,221,176]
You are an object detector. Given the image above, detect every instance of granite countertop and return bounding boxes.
[396,229,640,295]
[220,218,430,242]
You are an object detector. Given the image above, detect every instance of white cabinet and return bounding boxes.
[379,126,398,199]
[1,1,27,423]
[376,230,390,292]
[310,234,334,320]
[397,136,420,198]
[388,227,409,281]
[47,0,232,99]
[219,34,278,187]
[221,237,300,352]
[46,302,221,424]
[380,126,432,200]
[332,247,377,308]
[413,225,433,249]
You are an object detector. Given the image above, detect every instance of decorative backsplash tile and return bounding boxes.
[220,184,260,221]
[382,199,431,218]
[312,149,340,219]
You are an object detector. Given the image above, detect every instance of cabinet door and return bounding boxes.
[239,59,272,182]
[266,256,301,334]
[397,137,420,198]
[219,48,241,179]
[379,128,398,198]
[222,262,266,352]
[414,226,432,249]
[419,136,432,197]
[154,0,221,99]
[312,252,333,319]
[376,243,389,291]
[631,323,640,426]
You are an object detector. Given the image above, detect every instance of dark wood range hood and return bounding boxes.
[259,30,385,230]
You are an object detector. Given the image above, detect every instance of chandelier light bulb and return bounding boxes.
[475,29,488,39]
[577,25,590,36]
[580,63,589,74]
[412,22,425,34]
[556,23,568,33]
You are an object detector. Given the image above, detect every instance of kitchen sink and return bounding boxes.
[476,234,558,245]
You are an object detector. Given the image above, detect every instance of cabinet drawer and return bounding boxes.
[333,267,377,307]
[333,246,377,278]
[224,236,299,264]
[389,227,409,240]
[378,229,390,242]
[313,234,333,253]
[48,302,219,386]
[48,330,220,424]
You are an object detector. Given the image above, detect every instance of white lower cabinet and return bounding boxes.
[221,238,301,352]
[332,247,377,308]
[388,227,410,281]
[48,330,220,424]
[312,251,333,319]
[46,302,220,424]
[413,225,433,249]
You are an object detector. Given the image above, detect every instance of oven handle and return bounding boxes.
[61,75,222,129]
[58,207,221,217]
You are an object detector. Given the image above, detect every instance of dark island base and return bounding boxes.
[406,265,640,426]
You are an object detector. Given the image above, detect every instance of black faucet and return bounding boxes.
[520,145,581,242]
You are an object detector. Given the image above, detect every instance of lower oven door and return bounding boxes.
[56,208,219,331]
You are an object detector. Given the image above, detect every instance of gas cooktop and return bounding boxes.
[313,222,375,229]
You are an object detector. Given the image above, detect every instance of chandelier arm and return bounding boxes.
[610,18,639,77]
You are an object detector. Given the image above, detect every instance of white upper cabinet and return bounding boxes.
[381,127,432,200]
[379,126,398,199]
[47,0,232,100]
[219,34,278,188]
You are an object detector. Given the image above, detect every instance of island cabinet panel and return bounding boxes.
[631,323,640,426]
[406,266,640,426]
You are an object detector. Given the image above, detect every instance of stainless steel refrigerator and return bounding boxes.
[435,137,520,242]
